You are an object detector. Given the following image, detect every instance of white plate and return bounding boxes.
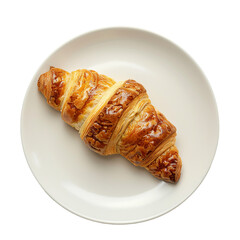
[21,27,219,224]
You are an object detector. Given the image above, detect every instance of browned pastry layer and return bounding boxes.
[83,80,146,155]
[118,103,176,166]
[145,145,182,183]
[38,67,69,111]
[61,70,115,130]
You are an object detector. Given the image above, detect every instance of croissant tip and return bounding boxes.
[37,73,43,89]
[174,156,182,183]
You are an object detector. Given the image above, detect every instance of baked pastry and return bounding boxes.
[38,67,182,183]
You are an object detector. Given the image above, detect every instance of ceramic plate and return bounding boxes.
[21,27,219,224]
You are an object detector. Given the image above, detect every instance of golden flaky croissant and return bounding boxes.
[38,67,182,183]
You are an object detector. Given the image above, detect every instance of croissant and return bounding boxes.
[38,67,182,183]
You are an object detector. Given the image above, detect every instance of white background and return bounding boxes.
[1,0,239,239]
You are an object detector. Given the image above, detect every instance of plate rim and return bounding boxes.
[20,26,219,224]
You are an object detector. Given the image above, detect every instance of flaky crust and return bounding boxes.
[37,67,69,111]
[118,103,176,166]
[61,70,115,130]
[145,145,182,183]
[38,67,182,183]
[83,80,147,155]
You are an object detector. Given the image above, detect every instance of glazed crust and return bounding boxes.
[61,70,115,130]
[38,67,182,183]
[37,67,69,111]
[145,145,182,183]
[83,80,146,155]
[118,103,176,166]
